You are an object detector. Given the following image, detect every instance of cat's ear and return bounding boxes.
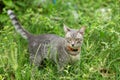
[78,26,86,35]
[63,24,71,33]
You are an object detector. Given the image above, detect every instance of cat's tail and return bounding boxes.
[7,10,32,39]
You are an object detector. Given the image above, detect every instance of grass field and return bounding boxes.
[0,0,120,80]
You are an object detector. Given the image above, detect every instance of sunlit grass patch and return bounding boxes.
[0,0,120,79]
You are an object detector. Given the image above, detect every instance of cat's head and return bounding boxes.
[64,24,85,53]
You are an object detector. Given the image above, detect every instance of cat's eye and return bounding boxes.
[77,41,81,43]
[66,38,72,43]
[66,38,71,40]
[75,38,80,41]
[75,38,82,43]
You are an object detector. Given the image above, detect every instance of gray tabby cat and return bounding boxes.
[7,10,85,71]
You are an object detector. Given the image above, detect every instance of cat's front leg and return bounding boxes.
[57,62,65,72]
[57,57,68,71]
[30,53,43,67]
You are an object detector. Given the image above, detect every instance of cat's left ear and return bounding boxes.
[63,24,71,33]
[78,27,86,35]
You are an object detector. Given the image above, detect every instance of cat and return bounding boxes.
[7,10,85,71]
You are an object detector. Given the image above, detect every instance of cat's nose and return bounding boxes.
[72,44,74,47]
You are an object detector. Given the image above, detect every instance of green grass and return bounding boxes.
[0,0,120,80]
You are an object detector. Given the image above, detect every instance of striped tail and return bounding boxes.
[7,10,31,39]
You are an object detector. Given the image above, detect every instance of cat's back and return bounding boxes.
[30,34,64,41]
[28,34,65,47]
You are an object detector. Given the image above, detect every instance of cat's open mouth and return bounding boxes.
[67,46,80,52]
[72,48,79,52]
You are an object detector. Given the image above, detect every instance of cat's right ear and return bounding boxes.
[63,24,71,33]
[78,26,86,35]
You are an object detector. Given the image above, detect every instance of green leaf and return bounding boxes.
[3,0,15,7]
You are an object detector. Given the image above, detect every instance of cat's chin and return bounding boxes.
[69,52,79,56]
